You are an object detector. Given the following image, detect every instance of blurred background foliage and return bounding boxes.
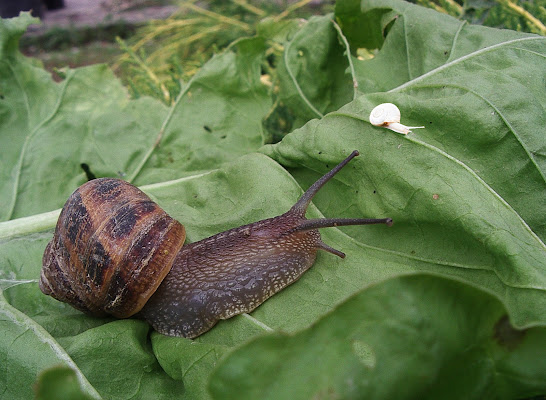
[110,0,545,104]
[21,0,545,109]
[111,0,336,104]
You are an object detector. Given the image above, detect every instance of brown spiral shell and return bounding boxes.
[39,178,186,318]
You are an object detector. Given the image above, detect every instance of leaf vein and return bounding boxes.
[181,348,215,378]
[403,15,412,81]
[284,27,324,118]
[447,20,467,62]
[390,37,545,92]
[127,73,200,183]
[328,110,546,251]
[0,279,38,290]
[331,19,358,99]
[0,297,101,399]
[6,70,74,220]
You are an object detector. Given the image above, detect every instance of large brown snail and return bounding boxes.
[40,151,392,338]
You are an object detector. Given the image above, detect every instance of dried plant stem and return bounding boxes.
[182,2,252,32]
[274,0,315,21]
[498,0,546,35]
[417,0,447,14]
[231,0,266,16]
[146,26,224,64]
[439,0,463,16]
[112,19,207,71]
[116,38,171,104]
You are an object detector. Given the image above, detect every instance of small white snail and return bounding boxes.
[369,103,424,135]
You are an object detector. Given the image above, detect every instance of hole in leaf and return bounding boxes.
[266,53,276,68]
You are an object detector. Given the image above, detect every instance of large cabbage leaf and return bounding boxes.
[0,0,544,398]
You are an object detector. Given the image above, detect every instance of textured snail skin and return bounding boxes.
[40,151,392,339]
[140,205,322,338]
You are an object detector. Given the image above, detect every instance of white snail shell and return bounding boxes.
[369,103,424,135]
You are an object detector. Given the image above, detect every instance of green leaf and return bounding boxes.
[151,334,230,400]
[0,12,39,59]
[335,0,546,240]
[35,366,95,400]
[1,1,545,399]
[262,94,546,328]
[334,0,386,49]
[0,289,101,399]
[0,153,305,399]
[261,0,546,330]
[275,15,354,125]
[57,320,184,400]
[209,274,546,399]
[0,15,270,221]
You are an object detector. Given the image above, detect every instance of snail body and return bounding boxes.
[40,151,392,338]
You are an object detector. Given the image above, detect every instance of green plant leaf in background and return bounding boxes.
[0,13,270,221]
[337,0,546,240]
[274,14,354,126]
[0,0,544,398]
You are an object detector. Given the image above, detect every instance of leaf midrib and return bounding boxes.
[397,81,546,186]
[390,36,545,92]
[329,109,546,250]
[6,68,74,220]
[0,292,101,399]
